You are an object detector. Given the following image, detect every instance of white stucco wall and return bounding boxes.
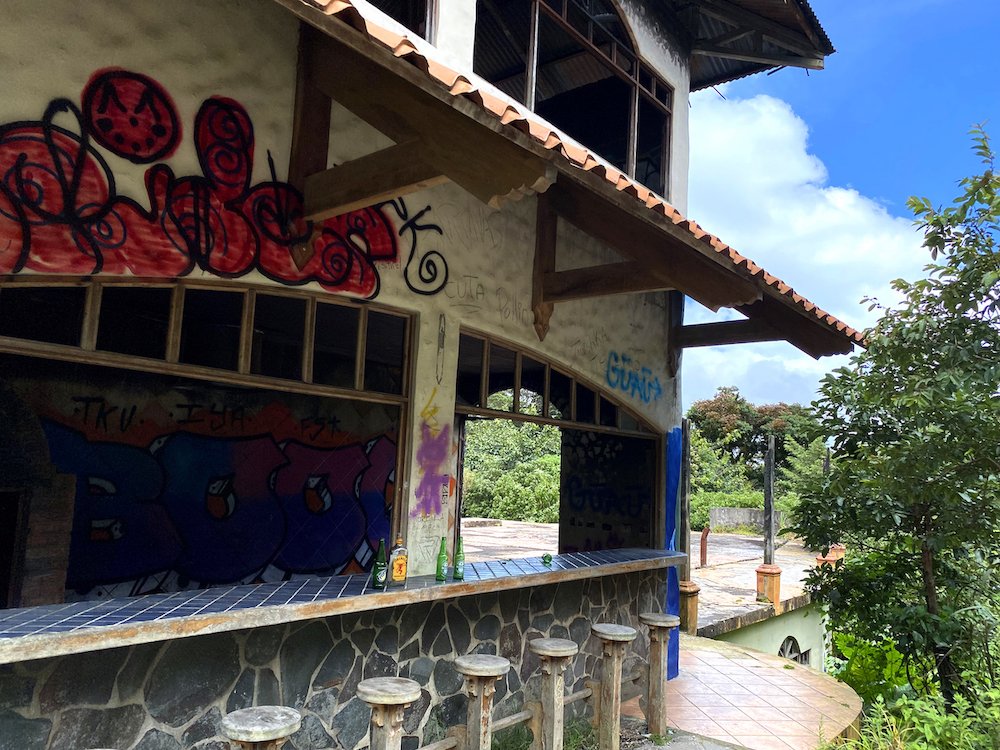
[0,0,683,574]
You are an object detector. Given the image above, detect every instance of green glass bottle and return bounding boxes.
[452,536,465,581]
[372,538,388,590]
[435,536,448,581]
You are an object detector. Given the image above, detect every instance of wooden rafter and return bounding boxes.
[696,0,821,58]
[303,143,449,222]
[691,44,823,70]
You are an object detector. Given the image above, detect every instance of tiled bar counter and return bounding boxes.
[0,549,683,750]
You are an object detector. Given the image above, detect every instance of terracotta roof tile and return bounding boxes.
[296,0,864,347]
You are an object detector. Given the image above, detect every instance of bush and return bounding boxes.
[827,634,921,706]
[822,692,1000,750]
[463,454,560,523]
[690,489,763,530]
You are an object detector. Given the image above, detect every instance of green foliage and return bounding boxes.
[562,720,597,750]
[822,693,1000,750]
[828,634,920,705]
[687,385,821,473]
[689,426,752,495]
[775,434,829,518]
[462,391,562,522]
[491,724,531,750]
[793,128,1000,699]
[690,489,763,531]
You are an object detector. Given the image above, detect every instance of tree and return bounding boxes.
[461,390,562,522]
[687,386,820,474]
[775,434,829,516]
[793,128,1000,703]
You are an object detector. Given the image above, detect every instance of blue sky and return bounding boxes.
[681,0,1000,411]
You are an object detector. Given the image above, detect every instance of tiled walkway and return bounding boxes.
[625,635,861,750]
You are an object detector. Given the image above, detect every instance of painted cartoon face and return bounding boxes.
[271,441,369,574]
[82,69,181,163]
[156,433,285,584]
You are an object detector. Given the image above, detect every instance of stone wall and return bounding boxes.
[708,508,782,533]
[0,570,666,749]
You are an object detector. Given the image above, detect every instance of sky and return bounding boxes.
[681,0,1000,411]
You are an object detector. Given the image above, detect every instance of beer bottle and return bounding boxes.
[372,539,388,590]
[453,536,465,581]
[389,535,408,585]
[435,536,448,581]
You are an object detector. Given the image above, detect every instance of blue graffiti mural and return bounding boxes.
[45,422,181,592]
[605,351,663,404]
[44,421,396,596]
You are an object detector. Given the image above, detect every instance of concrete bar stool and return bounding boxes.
[639,613,680,735]
[357,677,422,750]
[591,624,637,750]
[528,637,579,750]
[220,705,302,750]
[455,654,511,750]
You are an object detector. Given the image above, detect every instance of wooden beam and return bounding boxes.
[737,297,856,359]
[288,23,333,193]
[667,290,685,377]
[691,44,823,70]
[531,192,557,341]
[676,318,784,348]
[296,23,555,210]
[542,262,674,302]
[545,178,762,311]
[303,143,449,222]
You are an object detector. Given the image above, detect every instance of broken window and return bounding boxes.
[474,0,671,196]
[368,0,431,39]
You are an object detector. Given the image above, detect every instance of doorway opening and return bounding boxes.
[454,331,659,562]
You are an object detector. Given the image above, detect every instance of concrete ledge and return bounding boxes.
[696,592,812,638]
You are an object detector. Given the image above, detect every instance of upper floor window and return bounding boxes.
[474,0,671,197]
[368,0,432,39]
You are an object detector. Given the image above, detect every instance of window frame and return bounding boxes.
[455,328,657,438]
[0,279,414,408]
[477,0,673,198]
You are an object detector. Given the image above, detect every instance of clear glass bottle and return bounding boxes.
[389,535,408,585]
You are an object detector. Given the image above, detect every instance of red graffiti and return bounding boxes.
[82,69,181,164]
[0,68,398,298]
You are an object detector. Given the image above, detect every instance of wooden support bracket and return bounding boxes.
[303,142,449,222]
[531,192,557,341]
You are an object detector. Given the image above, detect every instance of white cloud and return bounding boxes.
[682,92,928,409]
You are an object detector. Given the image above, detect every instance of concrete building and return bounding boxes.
[0,1,860,747]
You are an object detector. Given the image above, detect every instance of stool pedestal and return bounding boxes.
[455,655,511,750]
[220,706,302,750]
[590,624,637,750]
[528,638,578,750]
[639,613,680,735]
[357,677,422,750]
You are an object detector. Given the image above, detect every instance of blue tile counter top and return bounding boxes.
[0,548,684,664]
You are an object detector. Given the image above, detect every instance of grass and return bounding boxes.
[490,719,596,750]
